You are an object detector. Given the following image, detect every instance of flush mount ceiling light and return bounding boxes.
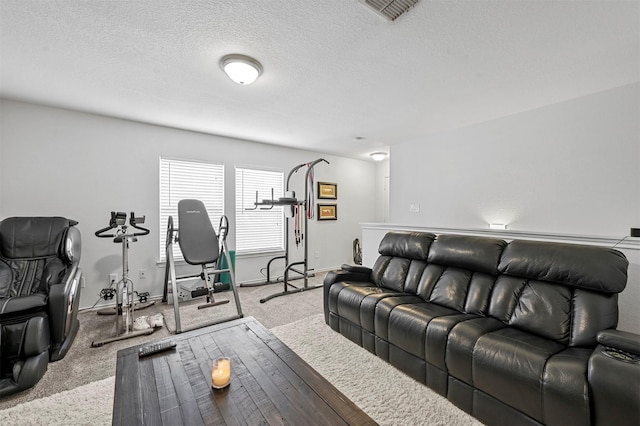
[220,54,263,85]
[370,152,388,161]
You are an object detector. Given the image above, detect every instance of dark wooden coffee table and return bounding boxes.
[112,316,376,425]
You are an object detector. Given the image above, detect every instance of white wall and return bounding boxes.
[0,99,377,309]
[374,158,390,223]
[390,83,640,237]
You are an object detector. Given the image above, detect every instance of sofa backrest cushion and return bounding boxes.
[413,235,507,312]
[374,233,506,308]
[494,240,626,346]
[428,235,507,275]
[488,275,619,347]
[372,232,435,292]
[378,231,435,260]
[498,240,628,293]
[416,265,496,313]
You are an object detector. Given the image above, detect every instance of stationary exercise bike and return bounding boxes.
[91,211,156,347]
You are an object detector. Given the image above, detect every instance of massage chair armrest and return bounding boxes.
[596,330,640,356]
[48,264,82,361]
[0,293,48,317]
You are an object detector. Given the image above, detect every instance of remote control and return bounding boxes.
[138,341,177,358]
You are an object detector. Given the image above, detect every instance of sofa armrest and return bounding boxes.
[323,265,373,324]
[339,264,372,275]
[589,330,640,425]
[596,330,640,357]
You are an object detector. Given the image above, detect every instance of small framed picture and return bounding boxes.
[318,182,337,199]
[317,204,337,220]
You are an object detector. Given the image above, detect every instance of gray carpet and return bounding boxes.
[0,313,482,426]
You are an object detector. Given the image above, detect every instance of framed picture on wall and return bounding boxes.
[317,204,337,220]
[318,182,337,199]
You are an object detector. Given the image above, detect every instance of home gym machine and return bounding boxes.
[162,199,243,334]
[244,158,329,303]
[91,211,156,347]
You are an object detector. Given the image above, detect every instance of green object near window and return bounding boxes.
[219,250,236,286]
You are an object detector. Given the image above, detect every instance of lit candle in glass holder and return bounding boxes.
[212,357,231,389]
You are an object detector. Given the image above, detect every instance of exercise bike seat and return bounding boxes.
[178,199,219,265]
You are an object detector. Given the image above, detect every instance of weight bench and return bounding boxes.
[163,199,243,333]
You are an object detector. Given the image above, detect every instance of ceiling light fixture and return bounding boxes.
[370,152,388,161]
[220,54,263,85]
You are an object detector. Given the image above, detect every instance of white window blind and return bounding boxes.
[159,157,224,261]
[235,167,284,254]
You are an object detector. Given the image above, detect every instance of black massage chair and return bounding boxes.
[0,217,82,396]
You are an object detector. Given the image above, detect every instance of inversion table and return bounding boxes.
[163,199,243,333]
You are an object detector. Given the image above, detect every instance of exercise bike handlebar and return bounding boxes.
[129,211,150,236]
[95,211,150,238]
[95,211,126,238]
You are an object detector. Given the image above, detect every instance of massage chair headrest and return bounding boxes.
[0,216,80,263]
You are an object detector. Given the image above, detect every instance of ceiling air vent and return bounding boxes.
[362,0,419,21]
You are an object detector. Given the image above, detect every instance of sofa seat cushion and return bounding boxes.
[373,294,426,340]
[472,327,566,423]
[388,302,461,359]
[446,317,507,385]
[328,282,402,328]
[542,347,592,426]
[425,313,480,370]
[327,281,371,319]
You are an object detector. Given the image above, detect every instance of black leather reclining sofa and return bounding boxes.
[324,231,640,425]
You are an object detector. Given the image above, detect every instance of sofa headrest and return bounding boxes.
[378,232,435,260]
[498,240,628,293]
[0,217,75,259]
[428,234,507,275]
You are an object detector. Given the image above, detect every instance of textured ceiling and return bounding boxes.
[1,1,638,160]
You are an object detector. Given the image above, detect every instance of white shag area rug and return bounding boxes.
[0,376,114,425]
[0,314,482,425]
[271,314,482,426]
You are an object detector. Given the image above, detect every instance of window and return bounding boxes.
[235,167,284,254]
[159,157,224,261]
